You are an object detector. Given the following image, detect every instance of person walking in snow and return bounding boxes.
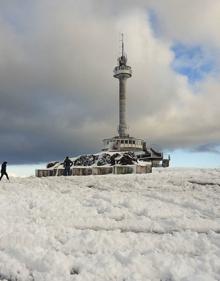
[0,161,9,181]
[63,156,73,176]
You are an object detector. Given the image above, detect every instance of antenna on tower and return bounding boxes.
[118,33,127,66]
[121,33,124,56]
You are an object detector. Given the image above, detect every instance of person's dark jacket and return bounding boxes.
[1,162,7,173]
[63,158,73,168]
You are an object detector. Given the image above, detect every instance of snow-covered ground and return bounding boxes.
[0,168,220,281]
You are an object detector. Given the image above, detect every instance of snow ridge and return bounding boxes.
[0,168,219,281]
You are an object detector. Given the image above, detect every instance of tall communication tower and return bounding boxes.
[101,34,169,169]
[113,34,132,137]
[102,34,145,152]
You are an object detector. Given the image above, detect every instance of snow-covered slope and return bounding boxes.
[0,168,220,281]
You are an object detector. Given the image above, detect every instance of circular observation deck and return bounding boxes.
[114,65,132,79]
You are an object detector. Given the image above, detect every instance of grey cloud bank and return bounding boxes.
[0,1,220,164]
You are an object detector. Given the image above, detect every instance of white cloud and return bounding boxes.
[150,0,220,47]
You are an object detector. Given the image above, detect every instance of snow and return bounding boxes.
[0,168,220,281]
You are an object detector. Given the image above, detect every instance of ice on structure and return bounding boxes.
[47,152,140,170]
[0,168,219,280]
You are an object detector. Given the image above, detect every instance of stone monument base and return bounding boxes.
[35,163,152,177]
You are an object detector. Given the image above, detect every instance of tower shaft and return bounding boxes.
[119,77,128,137]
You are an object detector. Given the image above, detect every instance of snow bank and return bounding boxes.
[0,168,219,280]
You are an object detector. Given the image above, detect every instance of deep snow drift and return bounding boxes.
[0,168,220,281]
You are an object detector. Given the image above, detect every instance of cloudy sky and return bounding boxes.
[1,0,220,173]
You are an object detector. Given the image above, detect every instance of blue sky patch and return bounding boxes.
[148,9,161,37]
[171,43,214,83]
[172,148,220,168]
